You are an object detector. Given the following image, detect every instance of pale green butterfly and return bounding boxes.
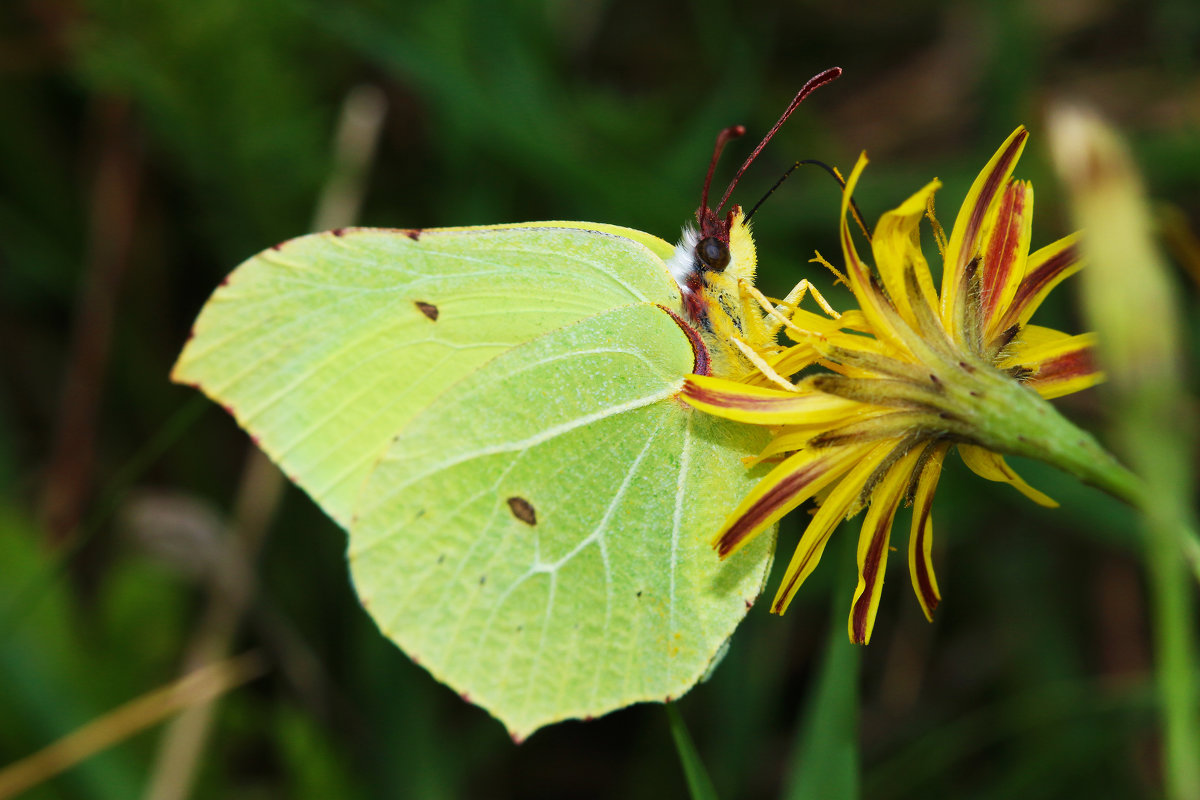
[172,68,842,740]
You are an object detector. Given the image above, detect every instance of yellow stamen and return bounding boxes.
[731,337,798,391]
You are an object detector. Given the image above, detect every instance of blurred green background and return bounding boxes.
[2,0,1198,797]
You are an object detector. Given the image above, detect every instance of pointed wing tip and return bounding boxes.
[168,361,195,388]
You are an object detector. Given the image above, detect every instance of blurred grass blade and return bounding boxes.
[0,652,265,800]
[143,84,388,800]
[1049,103,1200,800]
[666,703,719,800]
[0,395,208,638]
[784,534,860,800]
[1158,204,1200,290]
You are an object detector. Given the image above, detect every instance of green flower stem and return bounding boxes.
[1048,105,1200,798]
[1143,496,1200,800]
[959,364,1144,503]
[965,367,1200,583]
[1118,386,1200,800]
[967,367,1200,798]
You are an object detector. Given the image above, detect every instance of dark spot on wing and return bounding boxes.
[332,227,346,237]
[507,496,537,525]
[406,228,422,241]
[479,575,487,585]
[415,301,439,321]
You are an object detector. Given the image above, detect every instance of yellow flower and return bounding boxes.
[684,128,1103,644]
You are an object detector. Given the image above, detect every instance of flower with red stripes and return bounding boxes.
[684,128,1102,643]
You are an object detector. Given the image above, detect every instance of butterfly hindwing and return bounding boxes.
[350,302,774,739]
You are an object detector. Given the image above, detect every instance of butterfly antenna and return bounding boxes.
[744,158,872,242]
[715,67,843,214]
[700,125,746,216]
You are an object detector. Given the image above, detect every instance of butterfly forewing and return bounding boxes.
[172,225,683,527]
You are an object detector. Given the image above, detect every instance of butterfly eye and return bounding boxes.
[696,236,730,272]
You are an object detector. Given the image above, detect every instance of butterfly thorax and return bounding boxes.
[666,207,775,379]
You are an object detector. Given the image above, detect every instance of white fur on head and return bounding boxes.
[666,225,699,295]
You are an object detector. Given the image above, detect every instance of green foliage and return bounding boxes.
[668,704,719,800]
[784,537,860,800]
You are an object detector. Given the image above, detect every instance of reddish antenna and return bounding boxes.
[714,67,842,214]
[699,125,746,219]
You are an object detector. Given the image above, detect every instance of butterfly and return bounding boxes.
[172,67,841,740]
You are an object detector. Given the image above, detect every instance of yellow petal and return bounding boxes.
[871,178,943,333]
[958,444,1058,507]
[1000,232,1084,331]
[753,408,896,463]
[682,375,858,425]
[834,309,872,333]
[1003,327,1103,399]
[767,341,824,377]
[713,442,871,558]
[848,446,925,644]
[1001,322,1071,353]
[839,154,924,359]
[980,181,1034,345]
[907,442,949,621]
[941,127,1029,336]
[769,441,896,614]
[750,430,819,464]
[782,307,849,338]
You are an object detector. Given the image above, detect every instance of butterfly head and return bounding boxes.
[667,67,843,377]
[667,122,760,321]
[692,128,760,282]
